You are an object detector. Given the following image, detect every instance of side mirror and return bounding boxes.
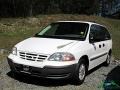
[89,33,94,43]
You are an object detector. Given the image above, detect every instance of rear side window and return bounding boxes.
[101,27,111,40]
[90,24,111,42]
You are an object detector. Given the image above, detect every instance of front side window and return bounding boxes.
[89,24,111,43]
[35,22,89,40]
[89,25,102,42]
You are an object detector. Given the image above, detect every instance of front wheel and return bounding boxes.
[73,61,87,85]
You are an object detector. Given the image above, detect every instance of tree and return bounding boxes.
[0,0,100,17]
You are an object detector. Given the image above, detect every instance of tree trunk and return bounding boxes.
[29,0,33,17]
[12,0,16,17]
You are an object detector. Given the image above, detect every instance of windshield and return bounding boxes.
[35,22,89,40]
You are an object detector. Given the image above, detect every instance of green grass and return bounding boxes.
[0,54,7,63]
[0,14,120,59]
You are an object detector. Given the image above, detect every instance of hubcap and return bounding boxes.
[79,64,85,80]
[107,54,111,64]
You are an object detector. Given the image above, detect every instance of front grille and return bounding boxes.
[19,52,47,62]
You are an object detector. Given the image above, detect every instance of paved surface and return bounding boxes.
[0,56,120,90]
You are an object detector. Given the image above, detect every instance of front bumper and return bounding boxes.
[7,57,78,79]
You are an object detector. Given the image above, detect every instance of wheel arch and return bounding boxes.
[109,49,112,56]
[79,55,89,70]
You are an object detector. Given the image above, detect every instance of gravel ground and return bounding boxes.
[0,56,120,90]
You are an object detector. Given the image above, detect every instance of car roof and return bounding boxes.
[56,21,106,28]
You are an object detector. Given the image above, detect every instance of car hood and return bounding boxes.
[15,37,79,54]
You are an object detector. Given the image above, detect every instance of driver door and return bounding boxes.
[89,24,105,69]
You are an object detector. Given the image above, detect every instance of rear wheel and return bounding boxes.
[73,60,87,85]
[104,53,111,66]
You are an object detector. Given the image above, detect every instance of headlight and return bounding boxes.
[48,52,75,61]
[12,47,17,55]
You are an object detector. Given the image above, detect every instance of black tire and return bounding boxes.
[73,59,87,85]
[104,53,111,66]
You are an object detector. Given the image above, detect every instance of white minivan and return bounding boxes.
[8,21,112,84]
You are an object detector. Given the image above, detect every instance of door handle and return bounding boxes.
[99,44,101,48]
[103,43,105,47]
